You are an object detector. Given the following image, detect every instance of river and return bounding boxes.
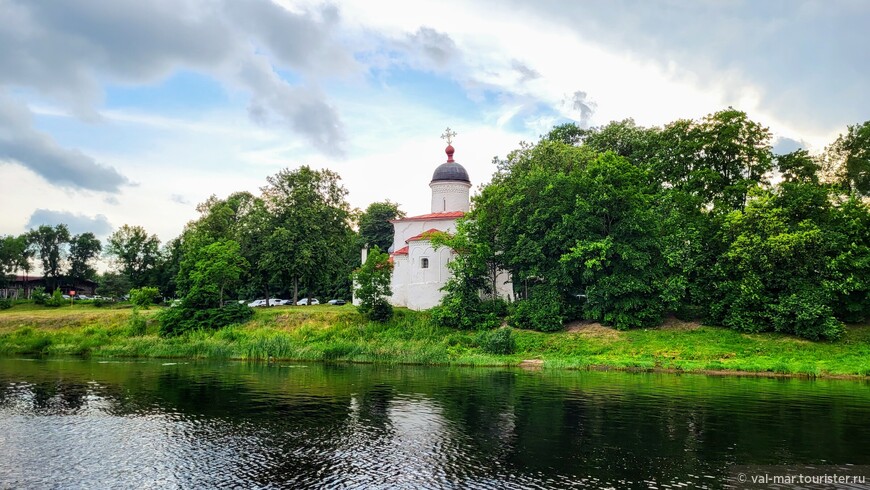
[0,358,868,488]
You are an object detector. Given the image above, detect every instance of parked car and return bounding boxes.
[327,299,346,306]
[296,298,319,305]
[248,299,268,307]
[269,298,291,306]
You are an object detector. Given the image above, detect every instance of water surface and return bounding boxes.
[1,358,868,488]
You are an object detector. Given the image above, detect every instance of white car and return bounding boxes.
[296,298,319,305]
[248,299,268,307]
[269,298,291,306]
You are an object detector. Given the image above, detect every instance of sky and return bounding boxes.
[1,0,868,247]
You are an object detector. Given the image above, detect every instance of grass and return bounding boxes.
[0,302,868,377]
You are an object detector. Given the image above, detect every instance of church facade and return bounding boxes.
[373,134,513,311]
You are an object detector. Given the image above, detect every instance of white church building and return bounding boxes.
[362,130,514,311]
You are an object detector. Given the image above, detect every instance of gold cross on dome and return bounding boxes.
[440,127,457,145]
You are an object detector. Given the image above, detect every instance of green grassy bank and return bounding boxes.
[1,303,869,377]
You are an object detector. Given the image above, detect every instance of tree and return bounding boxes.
[0,234,32,282]
[260,166,353,304]
[67,233,102,283]
[105,225,161,288]
[822,120,870,197]
[27,224,70,291]
[353,246,393,321]
[95,272,132,299]
[178,240,248,308]
[358,201,405,251]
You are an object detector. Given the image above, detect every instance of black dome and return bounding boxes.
[431,162,470,183]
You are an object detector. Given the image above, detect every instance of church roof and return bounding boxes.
[431,161,470,183]
[390,211,464,223]
[391,246,409,256]
[406,228,443,243]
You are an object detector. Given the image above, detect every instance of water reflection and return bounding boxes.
[0,358,868,488]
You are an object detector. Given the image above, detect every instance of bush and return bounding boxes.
[31,287,48,305]
[130,287,160,309]
[159,301,253,337]
[770,291,843,341]
[478,327,515,355]
[126,308,148,336]
[44,289,65,308]
[92,298,109,308]
[509,286,563,332]
[366,299,393,323]
[0,298,12,310]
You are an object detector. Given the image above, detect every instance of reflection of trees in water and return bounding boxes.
[2,359,870,488]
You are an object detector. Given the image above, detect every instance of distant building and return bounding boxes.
[359,130,513,310]
[0,275,98,299]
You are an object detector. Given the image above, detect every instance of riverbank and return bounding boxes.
[0,304,868,377]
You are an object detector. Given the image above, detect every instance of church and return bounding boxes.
[370,129,514,311]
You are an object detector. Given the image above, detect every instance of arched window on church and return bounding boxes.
[443,197,446,211]
[421,257,429,269]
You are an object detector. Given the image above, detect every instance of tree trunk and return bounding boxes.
[293,277,298,305]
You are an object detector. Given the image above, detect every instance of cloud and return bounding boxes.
[565,91,596,127]
[772,136,810,155]
[0,94,130,192]
[26,209,113,237]
[169,194,190,205]
[0,0,352,155]
[511,60,540,83]
[493,0,870,133]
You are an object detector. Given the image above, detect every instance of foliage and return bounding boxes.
[353,246,393,322]
[126,308,148,336]
[822,121,870,197]
[0,234,32,280]
[45,289,65,308]
[0,298,12,310]
[67,232,101,283]
[105,225,161,288]
[509,285,563,332]
[96,272,132,299]
[26,224,70,290]
[31,287,48,305]
[129,287,161,309]
[260,166,355,304]
[158,301,253,337]
[477,327,515,355]
[358,201,405,251]
[176,240,248,308]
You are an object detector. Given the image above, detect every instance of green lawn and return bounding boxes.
[0,303,868,377]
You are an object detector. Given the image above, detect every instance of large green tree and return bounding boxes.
[105,225,161,288]
[358,201,404,251]
[0,234,32,283]
[67,232,102,283]
[27,224,70,290]
[822,120,870,197]
[260,166,353,304]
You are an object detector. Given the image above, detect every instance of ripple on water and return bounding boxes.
[0,359,869,488]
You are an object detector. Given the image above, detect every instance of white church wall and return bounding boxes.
[390,255,409,307]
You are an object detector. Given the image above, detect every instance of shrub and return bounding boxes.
[354,246,394,322]
[478,327,515,355]
[129,287,161,309]
[366,299,393,323]
[0,298,12,310]
[770,290,843,341]
[31,287,48,305]
[159,301,253,337]
[509,286,563,332]
[92,298,109,308]
[126,308,148,336]
[44,289,65,308]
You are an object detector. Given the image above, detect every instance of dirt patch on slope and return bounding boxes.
[564,320,622,339]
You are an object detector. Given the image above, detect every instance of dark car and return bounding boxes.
[327,299,346,306]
